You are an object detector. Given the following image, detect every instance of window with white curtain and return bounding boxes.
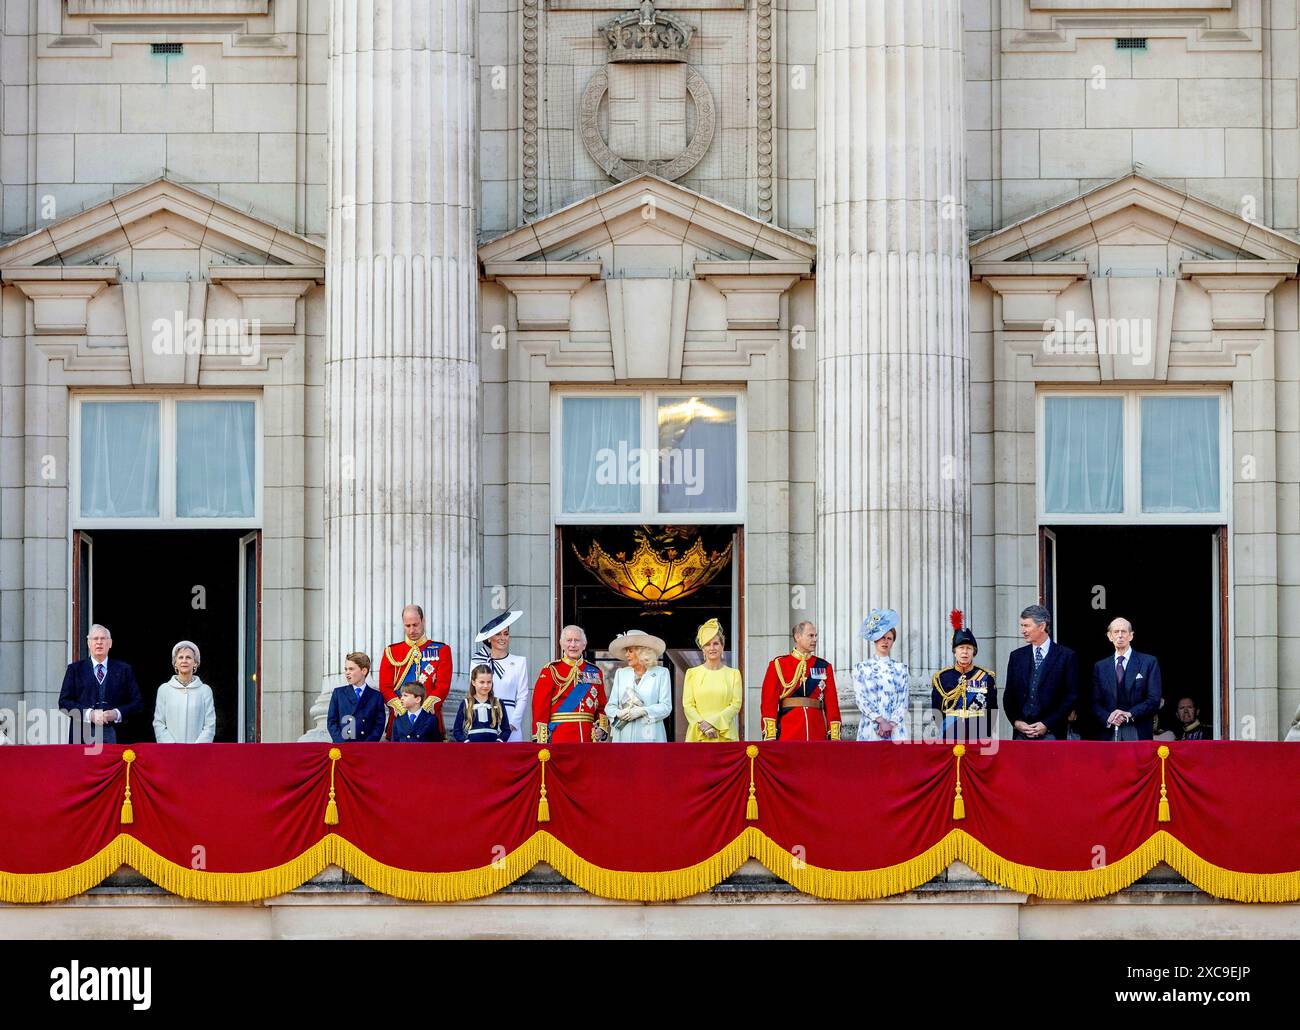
[1038,391,1226,523]
[80,401,161,518]
[74,396,260,526]
[176,401,257,518]
[1140,396,1220,514]
[1043,396,1124,515]
[555,390,744,523]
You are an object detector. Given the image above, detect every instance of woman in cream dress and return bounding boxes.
[683,618,742,742]
[606,629,673,742]
[153,639,217,743]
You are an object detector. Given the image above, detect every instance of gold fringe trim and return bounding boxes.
[3,829,1300,905]
[539,830,757,902]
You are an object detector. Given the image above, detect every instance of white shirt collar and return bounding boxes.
[1113,648,1133,662]
[1031,638,1051,656]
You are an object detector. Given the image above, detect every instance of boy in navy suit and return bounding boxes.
[327,652,387,742]
[390,682,442,742]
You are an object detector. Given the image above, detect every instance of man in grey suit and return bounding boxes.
[1091,617,1162,741]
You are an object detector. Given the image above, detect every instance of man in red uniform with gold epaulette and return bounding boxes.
[379,604,453,733]
[531,624,609,743]
[760,620,842,741]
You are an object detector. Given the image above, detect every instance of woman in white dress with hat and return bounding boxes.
[852,608,911,742]
[606,629,672,742]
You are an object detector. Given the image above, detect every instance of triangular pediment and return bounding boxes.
[971,173,1300,268]
[479,175,816,269]
[0,177,324,275]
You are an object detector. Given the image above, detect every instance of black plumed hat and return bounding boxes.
[950,609,979,654]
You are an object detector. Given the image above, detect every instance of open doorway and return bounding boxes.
[1044,525,1226,739]
[71,529,258,743]
[558,524,742,740]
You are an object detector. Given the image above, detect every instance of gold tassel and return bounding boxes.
[745,744,760,821]
[323,747,341,825]
[120,749,136,825]
[1157,744,1171,823]
[952,744,966,821]
[537,749,551,823]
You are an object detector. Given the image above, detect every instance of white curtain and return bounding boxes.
[1043,396,1123,514]
[80,402,160,517]
[657,396,737,514]
[176,401,256,517]
[1141,396,1220,513]
[561,396,640,514]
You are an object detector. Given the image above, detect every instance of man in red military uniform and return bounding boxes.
[761,620,842,741]
[532,624,609,743]
[378,604,453,731]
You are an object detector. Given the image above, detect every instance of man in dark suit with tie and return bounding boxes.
[327,652,387,742]
[1091,617,1162,741]
[58,624,141,745]
[1004,604,1078,740]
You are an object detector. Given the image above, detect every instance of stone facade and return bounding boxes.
[0,0,1297,744]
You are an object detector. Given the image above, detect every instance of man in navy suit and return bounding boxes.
[327,652,387,742]
[1091,617,1162,741]
[58,624,141,745]
[1004,604,1078,740]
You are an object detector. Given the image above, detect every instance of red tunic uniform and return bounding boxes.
[760,651,841,741]
[379,638,452,733]
[531,657,609,743]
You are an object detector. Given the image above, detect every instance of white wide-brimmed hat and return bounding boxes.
[608,629,667,661]
[474,609,522,643]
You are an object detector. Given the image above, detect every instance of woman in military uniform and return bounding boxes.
[931,610,997,742]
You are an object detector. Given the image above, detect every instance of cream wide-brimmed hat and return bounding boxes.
[607,629,667,661]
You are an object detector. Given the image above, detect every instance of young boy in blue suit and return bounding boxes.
[390,681,442,742]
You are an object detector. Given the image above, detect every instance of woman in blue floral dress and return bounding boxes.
[852,608,910,742]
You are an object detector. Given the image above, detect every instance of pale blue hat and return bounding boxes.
[860,608,899,643]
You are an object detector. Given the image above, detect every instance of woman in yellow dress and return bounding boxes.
[683,618,743,741]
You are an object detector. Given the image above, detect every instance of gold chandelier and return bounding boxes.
[573,527,733,611]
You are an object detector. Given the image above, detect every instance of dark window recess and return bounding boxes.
[1116,38,1148,50]
[151,42,183,55]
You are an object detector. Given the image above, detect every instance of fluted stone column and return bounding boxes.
[306,1,479,738]
[814,0,970,720]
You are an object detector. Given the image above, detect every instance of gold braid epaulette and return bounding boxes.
[933,666,991,714]
[774,652,810,700]
[549,658,581,704]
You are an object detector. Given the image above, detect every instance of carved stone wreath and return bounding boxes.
[579,66,716,182]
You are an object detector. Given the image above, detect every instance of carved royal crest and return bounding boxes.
[601,1,694,63]
[581,2,714,183]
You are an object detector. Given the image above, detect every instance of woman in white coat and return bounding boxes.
[606,630,672,742]
[153,640,216,743]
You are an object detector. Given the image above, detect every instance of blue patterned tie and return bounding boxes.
[1033,646,1043,671]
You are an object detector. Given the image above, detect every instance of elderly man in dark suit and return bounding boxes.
[58,624,142,745]
[1004,604,1078,740]
[1091,617,1162,741]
